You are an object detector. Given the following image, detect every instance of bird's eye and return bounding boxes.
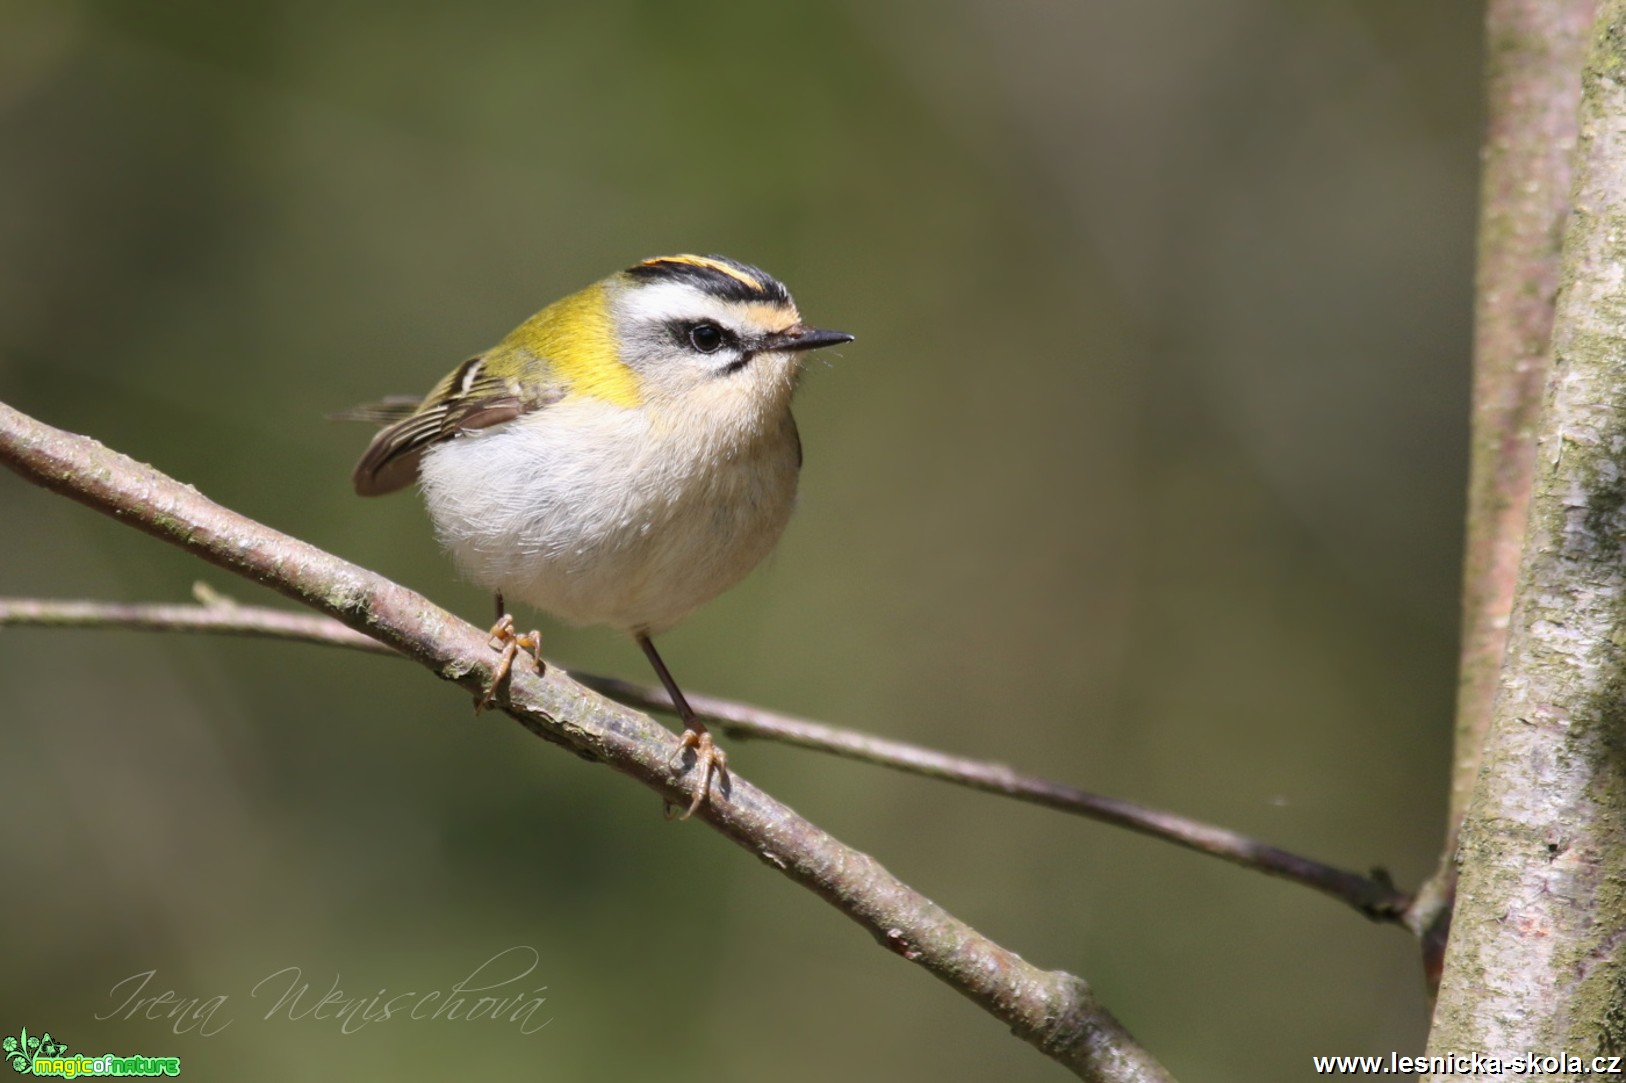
[687,322,725,353]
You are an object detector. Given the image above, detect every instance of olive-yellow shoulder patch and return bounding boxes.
[503,283,640,408]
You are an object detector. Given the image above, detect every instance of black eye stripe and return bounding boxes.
[675,320,736,355]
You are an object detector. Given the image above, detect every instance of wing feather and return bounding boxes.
[347,355,557,496]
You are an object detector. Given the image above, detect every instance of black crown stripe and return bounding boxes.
[625,254,792,305]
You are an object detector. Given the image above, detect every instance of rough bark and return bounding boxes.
[1429,2,1626,1065]
[1453,0,1597,833]
[1419,0,1596,986]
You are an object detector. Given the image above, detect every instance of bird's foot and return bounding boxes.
[476,613,543,711]
[666,726,729,820]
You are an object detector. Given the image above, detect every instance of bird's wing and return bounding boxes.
[346,355,561,496]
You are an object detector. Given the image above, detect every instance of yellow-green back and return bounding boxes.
[486,282,641,408]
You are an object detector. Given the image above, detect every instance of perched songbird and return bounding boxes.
[346,254,852,817]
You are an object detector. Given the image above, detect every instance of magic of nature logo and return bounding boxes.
[4,1027,179,1077]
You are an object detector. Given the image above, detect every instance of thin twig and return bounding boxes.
[583,680,1411,922]
[0,399,1171,1083]
[0,595,398,651]
[0,594,1411,923]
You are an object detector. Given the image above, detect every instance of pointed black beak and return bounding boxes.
[765,326,855,353]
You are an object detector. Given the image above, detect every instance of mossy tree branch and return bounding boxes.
[1452,0,1596,837]
[1429,0,1626,1053]
[0,399,1173,1083]
[1423,0,1598,977]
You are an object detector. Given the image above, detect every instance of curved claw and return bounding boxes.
[476,614,543,712]
[667,728,729,820]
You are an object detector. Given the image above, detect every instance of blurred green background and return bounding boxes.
[0,1,1479,1079]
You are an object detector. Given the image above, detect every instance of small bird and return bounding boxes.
[346,254,852,817]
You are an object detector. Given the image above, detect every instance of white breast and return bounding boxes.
[417,396,800,635]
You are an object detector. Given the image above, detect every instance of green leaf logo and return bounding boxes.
[5,1027,68,1072]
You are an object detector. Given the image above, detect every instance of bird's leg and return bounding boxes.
[477,591,542,711]
[637,633,728,819]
